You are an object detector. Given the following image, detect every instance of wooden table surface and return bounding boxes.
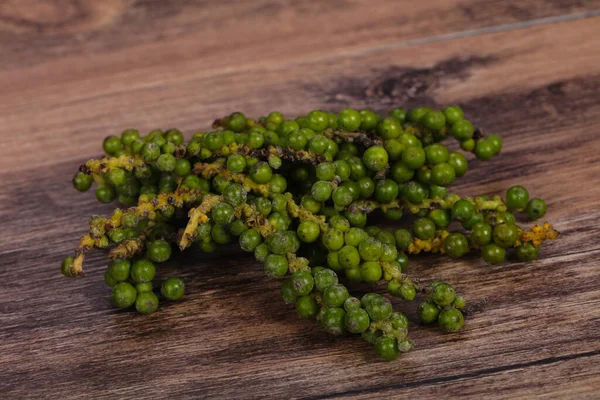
[1,1,600,399]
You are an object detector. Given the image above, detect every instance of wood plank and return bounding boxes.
[327,354,600,399]
[1,5,600,400]
[2,0,599,74]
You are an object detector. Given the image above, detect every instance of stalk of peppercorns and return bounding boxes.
[63,106,558,360]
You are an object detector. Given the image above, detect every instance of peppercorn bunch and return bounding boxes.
[62,106,558,361]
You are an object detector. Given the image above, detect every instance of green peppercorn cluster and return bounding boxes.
[62,106,558,361]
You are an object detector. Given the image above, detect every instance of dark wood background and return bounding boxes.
[1,1,600,398]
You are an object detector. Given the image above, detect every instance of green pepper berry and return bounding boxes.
[296,221,320,243]
[311,181,333,202]
[60,257,75,277]
[418,301,440,324]
[431,282,456,306]
[362,146,389,171]
[227,154,247,173]
[375,336,399,361]
[95,184,116,203]
[481,243,506,264]
[444,106,464,125]
[403,181,429,203]
[112,282,137,308]
[108,259,131,282]
[239,229,262,252]
[444,233,469,258]
[451,120,474,141]
[360,261,382,283]
[146,239,172,263]
[422,110,446,131]
[451,199,475,223]
[402,147,426,170]
[72,172,93,192]
[492,223,519,248]
[365,295,392,321]
[526,198,547,220]
[475,139,496,160]
[394,229,412,252]
[323,283,350,307]
[135,282,153,293]
[103,135,122,155]
[321,307,346,335]
[291,271,314,296]
[431,162,456,187]
[438,308,464,333]
[313,268,338,292]
[407,107,431,123]
[377,117,402,139]
[332,186,353,208]
[131,259,156,283]
[470,222,493,246]
[136,292,159,314]
[161,277,185,300]
[413,218,436,240]
[359,109,380,131]
[264,254,289,277]
[280,279,298,304]
[358,237,383,261]
[296,295,319,318]
[516,242,540,262]
[375,179,399,203]
[344,308,370,333]
[388,108,406,123]
[254,243,270,262]
[390,312,409,329]
[429,209,450,229]
[337,109,362,131]
[506,185,529,211]
[336,245,360,269]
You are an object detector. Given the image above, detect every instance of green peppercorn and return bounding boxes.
[136,292,159,314]
[112,282,137,308]
[394,228,412,251]
[493,223,519,248]
[413,218,436,240]
[516,242,540,262]
[363,146,389,171]
[72,172,93,192]
[338,109,361,131]
[526,198,547,220]
[470,223,493,246]
[291,271,315,296]
[431,282,456,306]
[131,259,156,283]
[296,295,319,318]
[146,239,172,263]
[280,279,298,304]
[444,233,469,258]
[321,307,346,335]
[239,229,262,252]
[481,243,506,264]
[418,301,440,324]
[103,136,122,155]
[365,295,392,321]
[161,277,185,300]
[506,185,529,211]
[344,308,370,333]
[61,257,75,277]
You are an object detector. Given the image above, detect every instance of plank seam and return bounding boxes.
[313,10,600,63]
[303,349,600,399]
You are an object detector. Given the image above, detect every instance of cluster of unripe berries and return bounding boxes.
[62,105,556,360]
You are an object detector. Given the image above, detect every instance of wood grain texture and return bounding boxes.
[1,1,600,399]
